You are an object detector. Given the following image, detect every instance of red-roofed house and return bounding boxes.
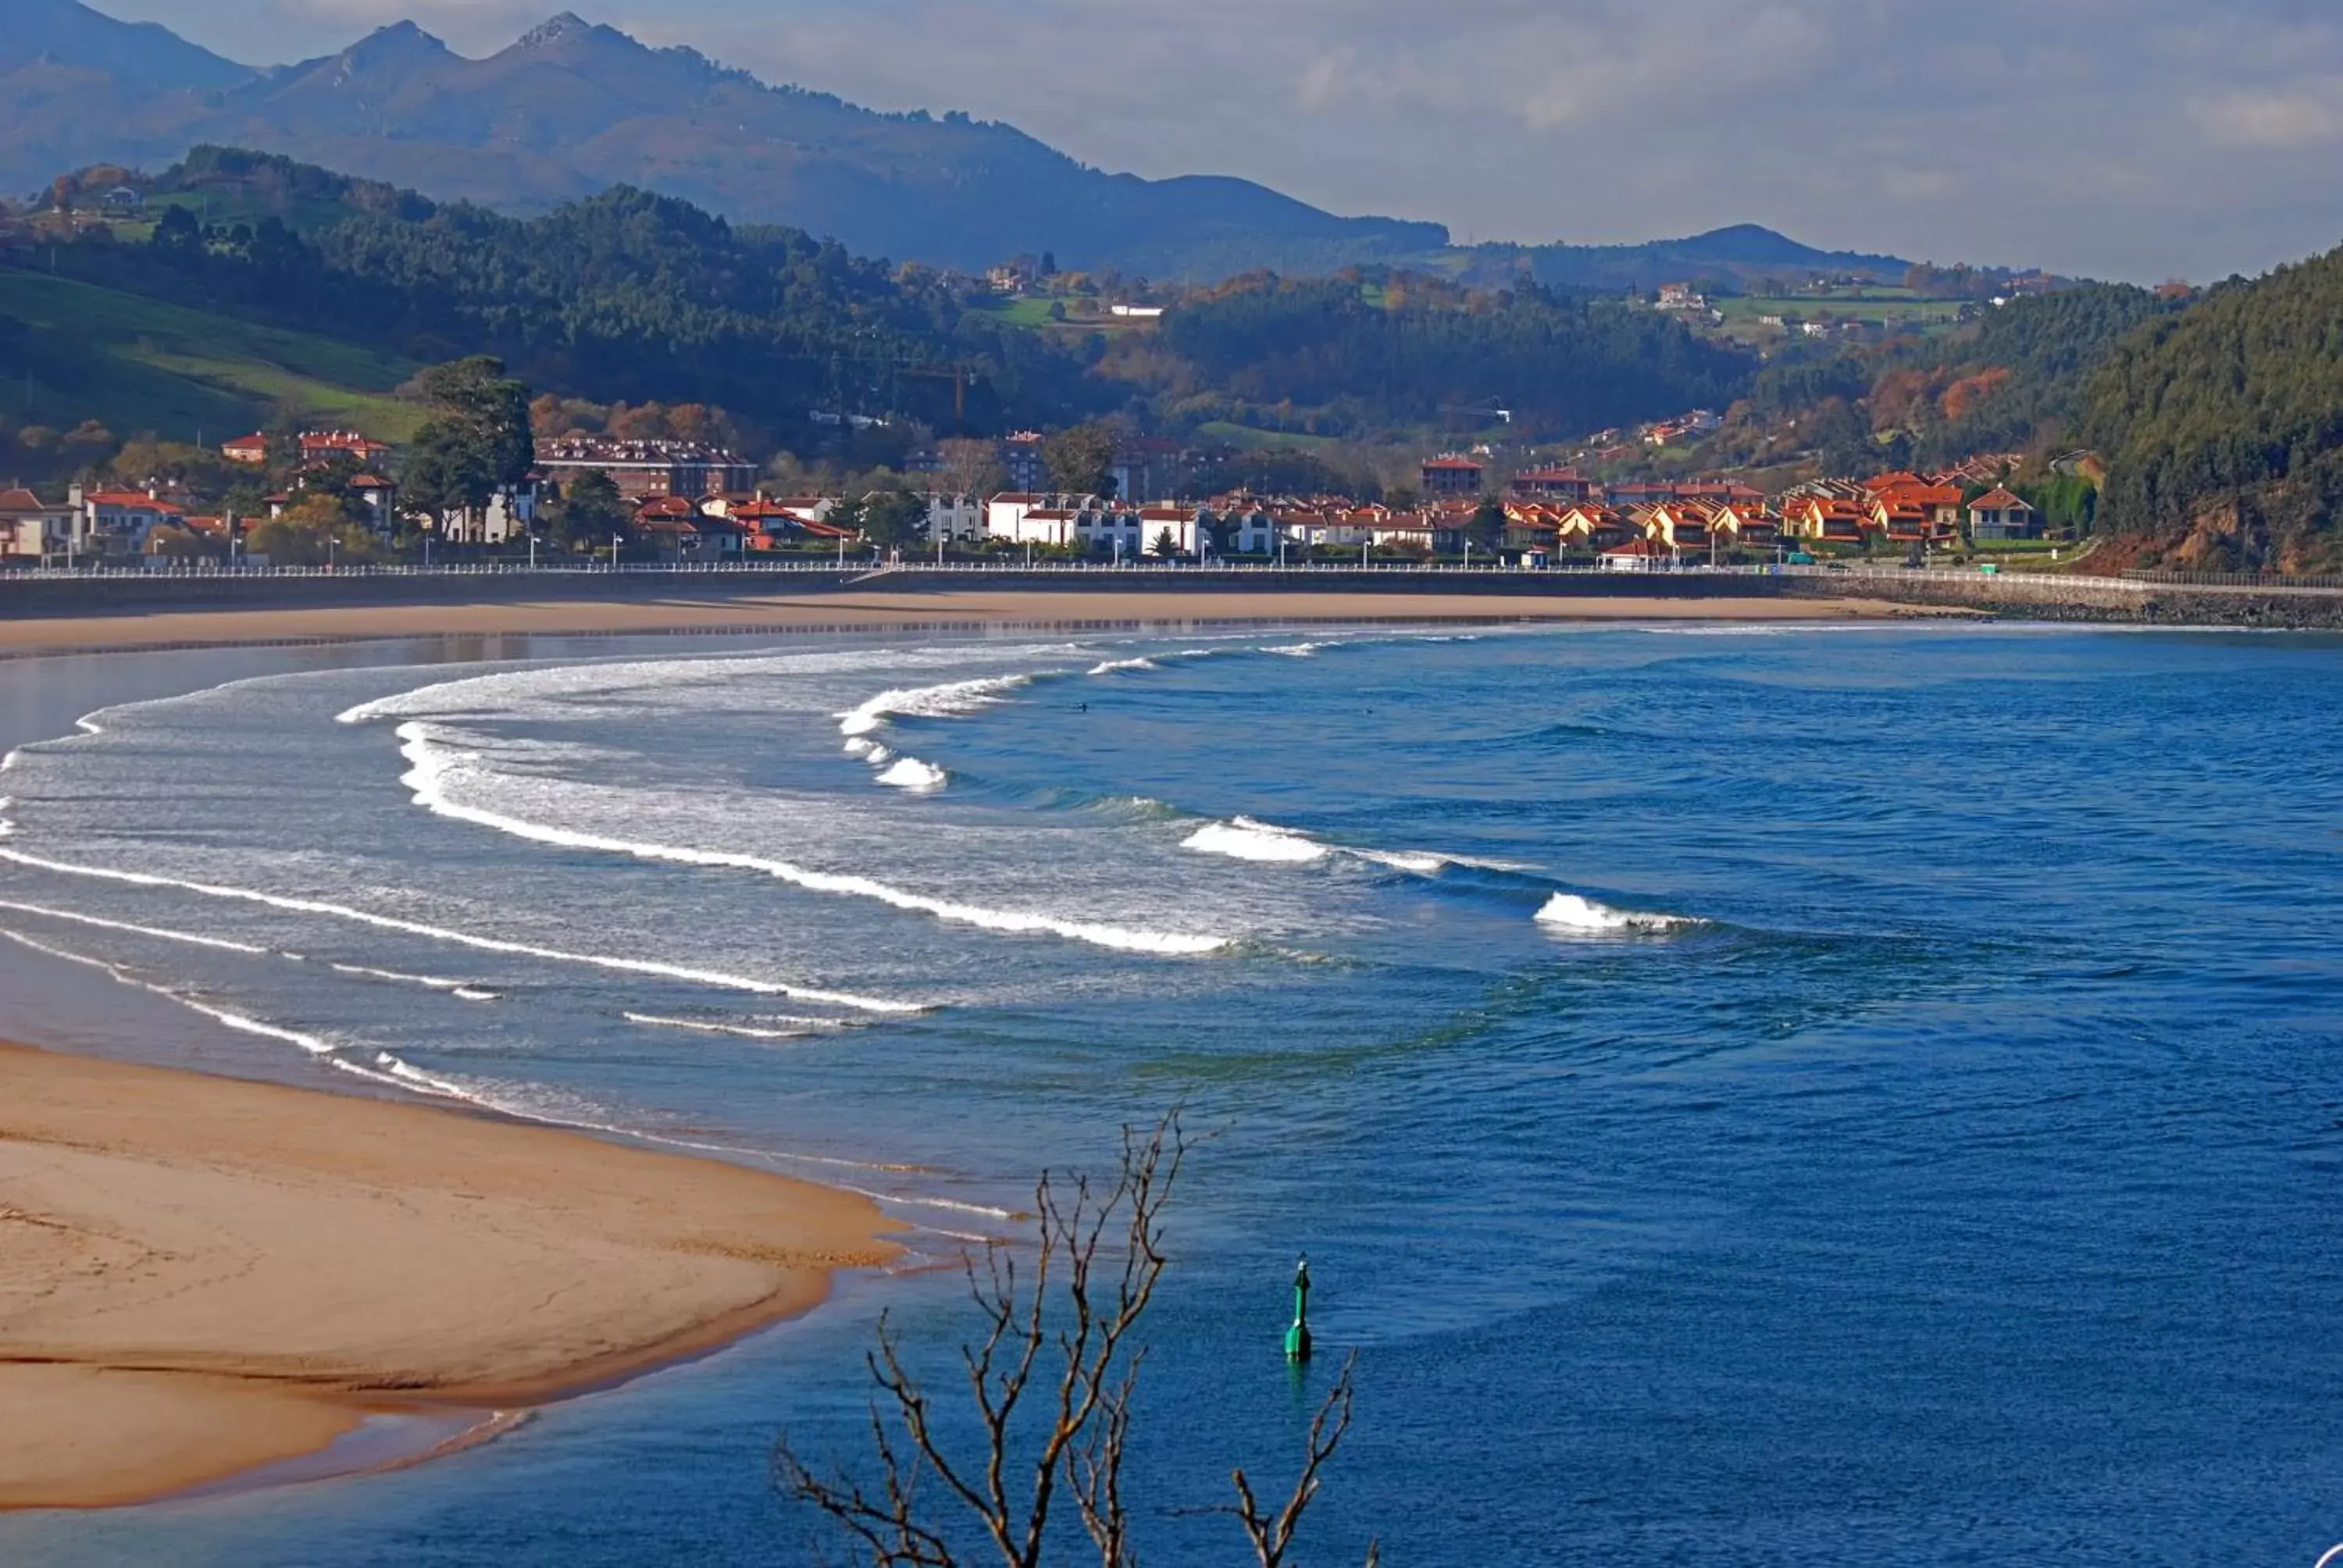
[221,432,270,465]
[67,486,187,556]
[1553,504,1633,552]
[1968,487,2039,540]
[300,430,394,468]
[1419,455,1485,499]
[1508,465,1593,504]
[1600,535,1669,572]
[1638,501,1713,557]
[1864,472,1965,537]
[1785,495,1876,549]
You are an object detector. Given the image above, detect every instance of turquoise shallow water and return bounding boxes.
[2,622,2340,1566]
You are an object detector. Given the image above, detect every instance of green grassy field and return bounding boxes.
[1191,421,1342,451]
[1710,294,1970,344]
[975,297,1061,329]
[0,269,423,443]
[972,296,1160,337]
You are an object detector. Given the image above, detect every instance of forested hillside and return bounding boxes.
[15,156,1104,443]
[2084,250,2343,571]
[5,148,1756,454]
[1157,274,1753,441]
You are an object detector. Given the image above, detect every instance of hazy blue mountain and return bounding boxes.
[0,3,1919,286]
[0,0,248,87]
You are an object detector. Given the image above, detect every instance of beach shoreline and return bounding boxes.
[0,586,1955,657]
[0,1042,902,1512]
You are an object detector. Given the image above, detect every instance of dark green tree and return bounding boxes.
[402,356,534,529]
[861,487,929,551]
[1467,496,1507,553]
[1150,525,1182,560]
[551,469,629,551]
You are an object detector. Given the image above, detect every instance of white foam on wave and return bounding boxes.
[0,918,999,1217]
[624,1011,822,1042]
[1179,817,1529,878]
[843,737,876,757]
[387,722,1225,957]
[1182,817,1330,864]
[367,1050,470,1097]
[1534,893,1695,934]
[330,963,501,1003]
[1265,641,1329,657]
[0,897,273,956]
[875,756,948,792]
[836,675,1032,737]
[0,835,925,1011]
[1088,657,1160,676]
[1350,848,1450,874]
[0,927,341,1057]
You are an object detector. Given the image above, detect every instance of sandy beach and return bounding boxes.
[0,586,1943,655]
[0,1043,899,1511]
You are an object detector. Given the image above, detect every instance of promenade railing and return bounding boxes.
[5,558,2343,597]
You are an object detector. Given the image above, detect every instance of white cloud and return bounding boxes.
[2191,87,2343,148]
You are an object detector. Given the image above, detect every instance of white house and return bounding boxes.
[1125,505,1202,558]
[429,483,540,545]
[921,493,986,543]
[986,493,1104,543]
[67,486,188,556]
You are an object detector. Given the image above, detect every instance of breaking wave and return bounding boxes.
[837,675,1033,737]
[1088,657,1160,676]
[0,833,923,1012]
[1179,816,1532,877]
[876,756,949,792]
[383,722,1225,957]
[1182,817,1328,864]
[624,1011,828,1042]
[1533,893,1696,935]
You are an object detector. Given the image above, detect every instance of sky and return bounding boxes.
[107,0,2343,283]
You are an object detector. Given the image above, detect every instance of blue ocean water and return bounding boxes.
[2,621,2341,1566]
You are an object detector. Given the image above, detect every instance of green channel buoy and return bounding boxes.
[1285,1256,1314,1363]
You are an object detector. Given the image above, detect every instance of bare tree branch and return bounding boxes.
[1227,1353,1364,1568]
[778,1107,1364,1566]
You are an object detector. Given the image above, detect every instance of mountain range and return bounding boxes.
[0,0,1920,287]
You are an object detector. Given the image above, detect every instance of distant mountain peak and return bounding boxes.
[341,20,450,64]
[515,12,621,51]
[2,0,249,87]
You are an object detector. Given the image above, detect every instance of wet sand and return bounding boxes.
[0,1043,899,1510]
[0,586,1944,655]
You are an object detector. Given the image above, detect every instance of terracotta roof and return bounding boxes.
[82,491,184,511]
[0,488,50,511]
[1603,536,1667,556]
[1970,487,2031,511]
[1421,457,1485,470]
